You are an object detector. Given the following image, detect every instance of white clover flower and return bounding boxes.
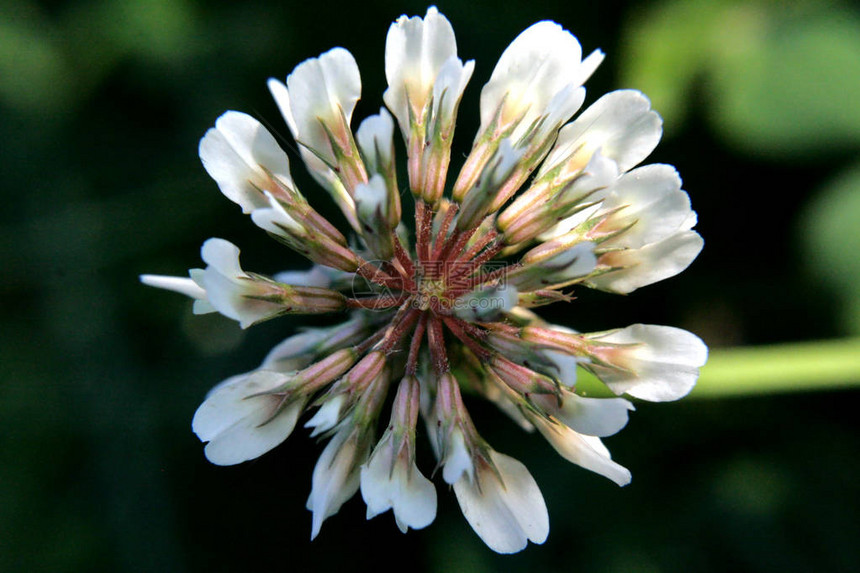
[142,7,706,554]
[384,6,474,204]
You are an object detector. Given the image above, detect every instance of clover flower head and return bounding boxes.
[142,6,707,554]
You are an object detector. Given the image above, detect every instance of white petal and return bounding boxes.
[269,77,352,210]
[577,49,606,87]
[391,467,436,532]
[544,90,662,175]
[140,274,208,302]
[441,427,473,484]
[542,349,580,387]
[260,328,330,370]
[360,434,437,531]
[680,211,698,231]
[200,238,244,279]
[305,394,346,438]
[532,417,631,486]
[453,284,518,322]
[360,435,397,520]
[533,84,587,145]
[192,299,216,315]
[354,174,389,221]
[588,324,708,401]
[515,240,597,290]
[479,21,593,141]
[432,56,475,129]
[282,47,361,165]
[192,371,302,466]
[267,77,298,136]
[599,324,708,367]
[197,269,254,327]
[554,241,598,282]
[383,6,458,132]
[600,164,694,249]
[269,76,331,181]
[591,230,704,294]
[272,266,334,288]
[538,202,602,241]
[250,191,304,237]
[198,111,294,213]
[558,149,620,206]
[535,392,634,437]
[453,451,549,554]
[307,425,364,539]
[187,268,215,313]
[356,108,395,170]
[263,328,328,360]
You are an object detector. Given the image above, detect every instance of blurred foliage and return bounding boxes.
[802,162,860,334]
[1,0,858,572]
[0,0,201,115]
[621,0,860,156]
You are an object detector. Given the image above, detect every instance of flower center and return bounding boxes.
[416,277,448,311]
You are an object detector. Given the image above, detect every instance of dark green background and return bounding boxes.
[2,0,858,571]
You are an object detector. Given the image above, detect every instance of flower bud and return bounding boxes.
[355,174,396,259]
[498,151,618,246]
[456,139,522,230]
[356,109,401,227]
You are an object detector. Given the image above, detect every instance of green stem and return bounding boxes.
[691,337,860,398]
